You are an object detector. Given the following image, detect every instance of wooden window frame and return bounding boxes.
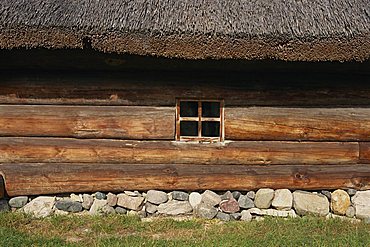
[176,99,224,143]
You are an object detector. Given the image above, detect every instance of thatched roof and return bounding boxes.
[0,0,369,61]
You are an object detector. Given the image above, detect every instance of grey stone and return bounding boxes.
[55,200,83,212]
[216,212,231,221]
[230,212,242,221]
[272,189,293,210]
[115,207,127,214]
[321,190,331,200]
[293,191,329,217]
[232,191,241,200]
[157,200,192,215]
[95,192,106,200]
[147,190,168,205]
[347,189,357,196]
[346,206,356,218]
[352,191,370,219]
[331,189,350,215]
[9,196,28,208]
[101,205,116,214]
[220,198,240,213]
[145,202,158,214]
[107,193,118,207]
[124,191,141,197]
[255,189,274,209]
[196,204,218,219]
[220,191,233,201]
[189,192,202,208]
[238,195,254,209]
[246,191,255,200]
[201,190,221,206]
[0,200,10,212]
[89,199,107,215]
[82,194,94,210]
[117,194,144,211]
[172,191,189,201]
[240,210,252,221]
[23,196,55,218]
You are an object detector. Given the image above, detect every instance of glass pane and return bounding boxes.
[202,121,220,137]
[180,101,198,117]
[202,102,220,117]
[180,121,198,136]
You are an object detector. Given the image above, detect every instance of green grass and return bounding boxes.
[0,212,369,247]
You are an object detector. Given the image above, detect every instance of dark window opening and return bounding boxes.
[180,121,198,136]
[176,99,224,142]
[202,121,220,137]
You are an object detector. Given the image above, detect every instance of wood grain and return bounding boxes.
[1,163,369,196]
[360,142,370,163]
[1,73,370,107]
[0,138,359,165]
[0,105,175,139]
[225,107,370,141]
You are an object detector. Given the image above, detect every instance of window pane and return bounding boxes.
[202,102,220,117]
[202,121,220,137]
[180,121,198,136]
[180,101,198,117]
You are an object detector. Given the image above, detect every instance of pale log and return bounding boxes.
[0,138,359,165]
[225,107,370,141]
[1,163,370,196]
[0,105,174,139]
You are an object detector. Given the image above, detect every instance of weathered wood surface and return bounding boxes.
[360,143,370,163]
[1,74,370,106]
[0,138,359,165]
[0,105,174,139]
[0,175,4,198]
[225,107,370,141]
[1,163,369,196]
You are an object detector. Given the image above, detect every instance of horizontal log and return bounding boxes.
[0,138,359,165]
[360,143,370,163]
[0,175,4,198]
[225,107,370,141]
[1,73,370,106]
[1,163,370,196]
[0,105,174,139]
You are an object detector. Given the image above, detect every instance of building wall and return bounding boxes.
[0,49,369,196]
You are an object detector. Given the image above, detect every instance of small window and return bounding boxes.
[176,99,224,142]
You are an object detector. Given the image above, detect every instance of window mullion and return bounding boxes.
[198,101,202,138]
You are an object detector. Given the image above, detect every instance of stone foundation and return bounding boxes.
[2,189,370,222]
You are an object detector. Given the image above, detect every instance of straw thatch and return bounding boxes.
[0,0,369,61]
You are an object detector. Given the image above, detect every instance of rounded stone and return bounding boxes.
[345,206,356,218]
[232,191,241,200]
[147,190,168,205]
[216,212,231,221]
[238,195,254,209]
[172,191,189,201]
[115,207,127,214]
[95,192,107,200]
[246,191,255,200]
[331,189,350,215]
[255,189,274,209]
[272,189,293,210]
[189,192,202,208]
[9,196,28,208]
[55,200,83,213]
[321,190,331,200]
[347,189,357,196]
[220,198,240,213]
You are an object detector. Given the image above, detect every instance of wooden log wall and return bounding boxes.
[0,69,369,197]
